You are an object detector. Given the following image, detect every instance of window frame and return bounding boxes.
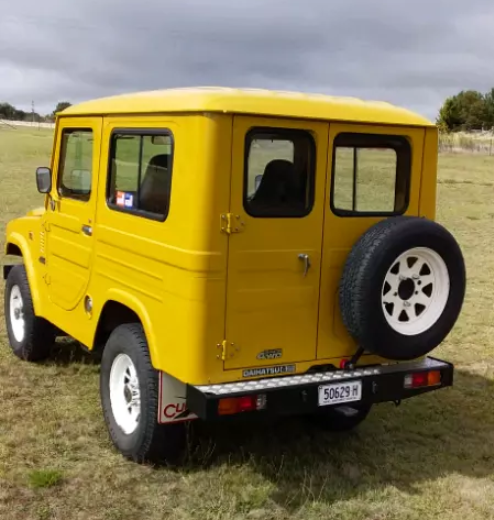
[57,127,94,202]
[329,132,412,217]
[243,127,316,219]
[106,128,174,223]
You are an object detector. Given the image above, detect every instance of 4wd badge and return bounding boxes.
[257,348,282,361]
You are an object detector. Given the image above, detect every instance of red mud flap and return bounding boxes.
[186,357,453,420]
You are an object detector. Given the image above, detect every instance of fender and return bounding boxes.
[4,232,43,315]
[95,288,162,370]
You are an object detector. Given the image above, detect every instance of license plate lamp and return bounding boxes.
[404,370,441,389]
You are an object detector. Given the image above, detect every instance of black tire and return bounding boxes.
[310,404,372,432]
[339,217,466,361]
[100,323,186,465]
[4,265,56,361]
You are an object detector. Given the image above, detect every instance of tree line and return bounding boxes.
[3,92,494,132]
[437,89,494,132]
[0,101,72,123]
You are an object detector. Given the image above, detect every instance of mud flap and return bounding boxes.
[158,372,198,424]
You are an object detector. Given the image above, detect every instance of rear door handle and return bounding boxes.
[81,225,93,236]
[298,253,311,277]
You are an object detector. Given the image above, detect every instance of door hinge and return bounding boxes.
[217,340,239,360]
[220,213,244,234]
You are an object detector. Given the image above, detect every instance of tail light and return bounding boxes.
[404,370,441,389]
[218,394,267,415]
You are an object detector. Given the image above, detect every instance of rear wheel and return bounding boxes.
[310,404,372,432]
[4,265,56,361]
[100,323,187,464]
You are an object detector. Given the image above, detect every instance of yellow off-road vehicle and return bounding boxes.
[3,88,466,464]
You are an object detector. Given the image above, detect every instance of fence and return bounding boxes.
[438,130,494,155]
[0,119,55,130]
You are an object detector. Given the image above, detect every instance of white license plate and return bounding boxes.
[318,380,362,406]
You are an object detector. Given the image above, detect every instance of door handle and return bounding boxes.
[81,225,93,236]
[298,253,311,277]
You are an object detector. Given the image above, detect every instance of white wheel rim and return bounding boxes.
[381,247,450,336]
[9,285,25,343]
[109,354,141,435]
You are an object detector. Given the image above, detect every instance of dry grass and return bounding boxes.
[438,131,494,154]
[1,127,494,519]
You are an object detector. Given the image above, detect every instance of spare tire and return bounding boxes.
[339,216,466,361]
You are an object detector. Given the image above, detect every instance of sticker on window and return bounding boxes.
[116,191,134,208]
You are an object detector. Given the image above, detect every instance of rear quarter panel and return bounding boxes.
[419,126,439,219]
[88,114,232,385]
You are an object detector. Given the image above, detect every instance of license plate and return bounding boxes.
[318,380,362,406]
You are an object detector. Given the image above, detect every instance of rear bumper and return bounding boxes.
[186,356,453,420]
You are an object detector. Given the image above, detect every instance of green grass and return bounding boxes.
[1,126,494,519]
[27,469,64,489]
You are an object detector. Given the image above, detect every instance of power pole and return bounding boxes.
[31,100,35,125]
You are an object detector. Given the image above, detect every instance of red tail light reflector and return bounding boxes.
[404,370,441,389]
[218,394,267,415]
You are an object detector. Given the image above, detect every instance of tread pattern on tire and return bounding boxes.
[4,265,55,361]
[339,216,466,360]
[100,323,186,465]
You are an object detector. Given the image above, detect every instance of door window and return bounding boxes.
[244,129,315,217]
[107,131,173,221]
[331,133,411,215]
[58,129,93,202]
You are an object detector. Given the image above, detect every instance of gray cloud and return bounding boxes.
[1,0,494,118]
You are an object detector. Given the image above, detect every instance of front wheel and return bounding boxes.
[100,323,186,464]
[4,265,56,361]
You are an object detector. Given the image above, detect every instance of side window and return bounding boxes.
[108,131,173,220]
[58,129,93,201]
[245,129,315,217]
[331,133,411,215]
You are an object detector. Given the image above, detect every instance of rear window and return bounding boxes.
[331,133,411,216]
[244,128,315,218]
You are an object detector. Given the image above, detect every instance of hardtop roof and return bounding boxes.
[62,87,433,127]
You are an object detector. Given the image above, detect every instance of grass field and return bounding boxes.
[1,126,494,520]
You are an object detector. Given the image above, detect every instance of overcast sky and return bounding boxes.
[1,0,493,120]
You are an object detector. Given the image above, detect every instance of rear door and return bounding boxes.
[317,123,425,360]
[224,116,328,370]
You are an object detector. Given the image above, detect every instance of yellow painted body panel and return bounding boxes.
[5,219,45,313]
[44,117,103,311]
[224,115,328,369]
[5,87,439,386]
[62,87,433,127]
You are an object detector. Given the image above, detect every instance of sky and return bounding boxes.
[1,0,494,120]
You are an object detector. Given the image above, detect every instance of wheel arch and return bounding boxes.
[5,243,22,257]
[92,290,159,368]
[4,234,42,314]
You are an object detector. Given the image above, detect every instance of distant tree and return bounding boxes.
[0,102,16,120]
[13,108,26,121]
[53,101,72,115]
[437,90,493,131]
[483,88,494,125]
